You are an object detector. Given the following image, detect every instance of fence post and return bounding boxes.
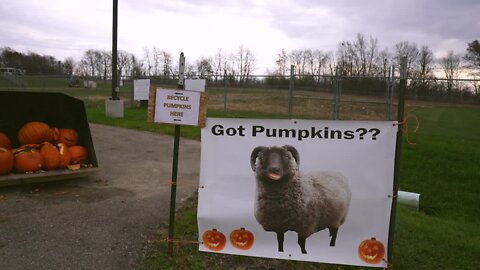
[288,65,295,119]
[385,64,389,120]
[130,73,134,108]
[333,67,342,120]
[389,66,396,120]
[388,56,407,265]
[223,69,228,113]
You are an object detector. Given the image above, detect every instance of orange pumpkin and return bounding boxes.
[68,145,88,164]
[0,132,12,149]
[57,128,79,147]
[230,228,255,250]
[40,142,60,170]
[202,229,226,251]
[51,127,60,142]
[14,149,44,173]
[358,237,385,264]
[57,143,71,169]
[18,121,53,145]
[0,147,14,175]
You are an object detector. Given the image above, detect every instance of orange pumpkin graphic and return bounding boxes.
[358,237,385,264]
[202,229,226,251]
[230,227,255,250]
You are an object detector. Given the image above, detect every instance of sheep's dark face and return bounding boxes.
[251,145,299,182]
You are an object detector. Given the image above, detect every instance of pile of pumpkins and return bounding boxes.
[0,121,88,175]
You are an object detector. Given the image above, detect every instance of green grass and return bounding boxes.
[86,105,200,139]
[85,106,290,141]
[4,83,478,268]
[136,105,480,270]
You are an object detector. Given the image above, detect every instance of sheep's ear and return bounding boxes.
[251,146,265,171]
[282,145,299,166]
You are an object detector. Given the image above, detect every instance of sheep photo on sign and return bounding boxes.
[198,118,397,268]
[250,145,351,254]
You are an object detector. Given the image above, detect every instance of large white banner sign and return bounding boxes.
[198,118,397,268]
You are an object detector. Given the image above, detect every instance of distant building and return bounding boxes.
[0,67,25,75]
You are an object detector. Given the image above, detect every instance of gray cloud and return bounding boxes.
[268,0,479,54]
[1,0,478,68]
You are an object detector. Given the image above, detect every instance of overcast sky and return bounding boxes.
[1,0,479,73]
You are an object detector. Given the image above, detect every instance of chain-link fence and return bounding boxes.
[1,71,478,121]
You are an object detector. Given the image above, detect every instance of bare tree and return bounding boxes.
[275,48,289,76]
[417,45,435,82]
[81,49,98,77]
[63,57,75,75]
[300,49,311,75]
[376,49,391,77]
[196,57,213,78]
[313,50,328,75]
[464,40,480,69]
[303,49,317,75]
[290,50,304,75]
[152,46,162,76]
[440,50,461,96]
[185,60,196,77]
[243,48,255,82]
[355,33,367,76]
[161,51,173,78]
[366,35,379,76]
[142,47,152,76]
[102,50,112,80]
[337,33,380,77]
[130,54,143,77]
[235,45,255,83]
[393,41,419,77]
[326,51,336,77]
[211,49,227,82]
[464,40,480,95]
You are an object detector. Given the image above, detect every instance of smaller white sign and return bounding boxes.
[134,79,150,100]
[185,79,206,92]
[83,80,96,88]
[154,88,201,126]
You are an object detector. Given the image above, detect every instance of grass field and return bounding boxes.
[2,85,478,269]
[84,100,480,270]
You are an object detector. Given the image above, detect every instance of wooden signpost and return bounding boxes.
[147,53,207,256]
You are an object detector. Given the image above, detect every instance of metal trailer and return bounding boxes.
[0,91,98,187]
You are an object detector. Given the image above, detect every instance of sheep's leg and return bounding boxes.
[276,232,284,252]
[328,227,338,246]
[297,235,307,254]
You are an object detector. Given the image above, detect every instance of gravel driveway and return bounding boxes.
[0,123,201,269]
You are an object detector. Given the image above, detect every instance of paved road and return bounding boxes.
[0,124,201,270]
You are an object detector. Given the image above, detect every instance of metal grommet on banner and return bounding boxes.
[382,258,393,269]
[388,194,397,198]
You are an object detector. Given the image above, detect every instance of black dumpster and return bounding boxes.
[0,91,98,187]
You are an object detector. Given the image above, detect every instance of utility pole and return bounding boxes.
[111,0,119,100]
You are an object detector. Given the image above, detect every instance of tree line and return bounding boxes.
[1,34,479,93]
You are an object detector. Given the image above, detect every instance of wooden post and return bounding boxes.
[387,56,407,266]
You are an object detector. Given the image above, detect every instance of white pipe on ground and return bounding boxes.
[398,191,420,211]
